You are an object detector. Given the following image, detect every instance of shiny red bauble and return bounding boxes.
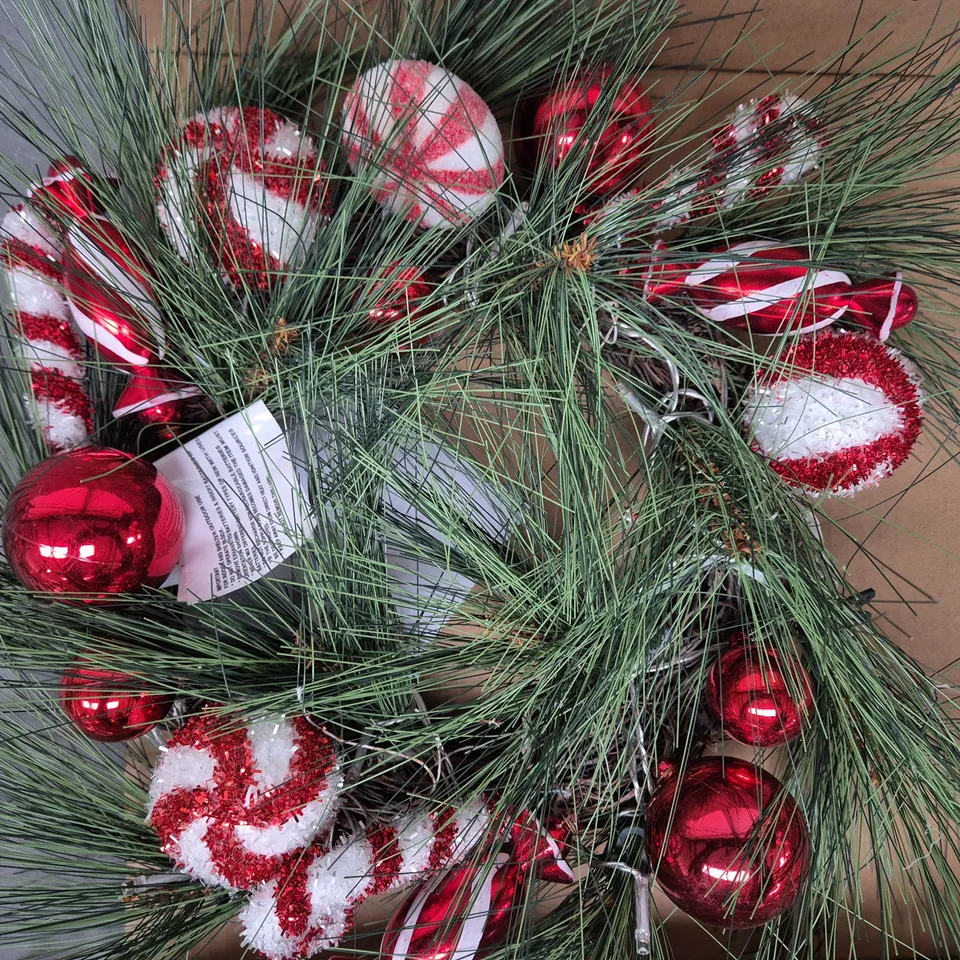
[646,758,810,928]
[361,261,433,337]
[705,640,815,747]
[847,274,918,340]
[533,67,654,195]
[60,661,172,741]
[3,446,184,601]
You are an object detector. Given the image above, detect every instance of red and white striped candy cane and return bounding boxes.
[147,714,343,892]
[157,106,331,289]
[683,240,852,335]
[381,815,575,960]
[240,800,490,960]
[1,204,92,450]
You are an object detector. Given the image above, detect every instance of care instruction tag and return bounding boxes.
[156,400,312,602]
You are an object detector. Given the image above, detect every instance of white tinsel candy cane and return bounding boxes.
[0,204,91,450]
[240,800,490,960]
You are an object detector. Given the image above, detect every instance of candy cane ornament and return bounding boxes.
[158,106,332,289]
[342,60,505,229]
[240,801,491,960]
[682,240,853,335]
[381,814,575,960]
[0,204,92,450]
[147,714,343,891]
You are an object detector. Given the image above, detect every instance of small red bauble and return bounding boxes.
[533,67,654,196]
[646,758,810,928]
[60,661,172,741]
[3,446,184,601]
[705,639,814,746]
[362,261,432,334]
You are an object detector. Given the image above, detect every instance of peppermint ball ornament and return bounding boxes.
[158,107,332,288]
[147,713,342,891]
[342,60,505,229]
[685,241,852,335]
[745,331,923,495]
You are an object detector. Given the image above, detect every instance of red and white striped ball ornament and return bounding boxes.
[0,204,92,450]
[342,60,505,229]
[240,801,491,960]
[744,330,924,495]
[683,240,853,335]
[147,713,343,892]
[158,106,332,289]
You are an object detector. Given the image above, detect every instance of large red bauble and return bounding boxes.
[3,446,184,601]
[60,661,172,741]
[533,67,654,196]
[704,639,814,747]
[646,758,810,928]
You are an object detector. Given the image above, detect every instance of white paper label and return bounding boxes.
[156,400,312,602]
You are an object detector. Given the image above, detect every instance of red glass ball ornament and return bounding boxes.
[533,66,654,196]
[60,661,172,741]
[361,261,433,341]
[646,758,810,928]
[705,640,815,747]
[3,446,184,601]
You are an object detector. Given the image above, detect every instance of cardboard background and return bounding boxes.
[130,1,960,956]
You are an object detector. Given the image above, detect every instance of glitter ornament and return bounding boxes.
[158,106,332,288]
[381,814,574,960]
[147,713,343,892]
[60,660,172,741]
[847,272,919,341]
[342,60,505,229]
[533,67,654,196]
[704,638,815,747]
[0,203,92,450]
[744,330,924,495]
[683,240,853,335]
[3,446,184,601]
[240,801,490,960]
[652,93,822,231]
[646,757,810,928]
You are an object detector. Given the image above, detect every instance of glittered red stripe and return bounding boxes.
[17,311,84,356]
[31,372,93,435]
[426,808,459,873]
[2,241,61,282]
[273,853,313,941]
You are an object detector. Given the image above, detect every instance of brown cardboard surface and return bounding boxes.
[129,2,960,957]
